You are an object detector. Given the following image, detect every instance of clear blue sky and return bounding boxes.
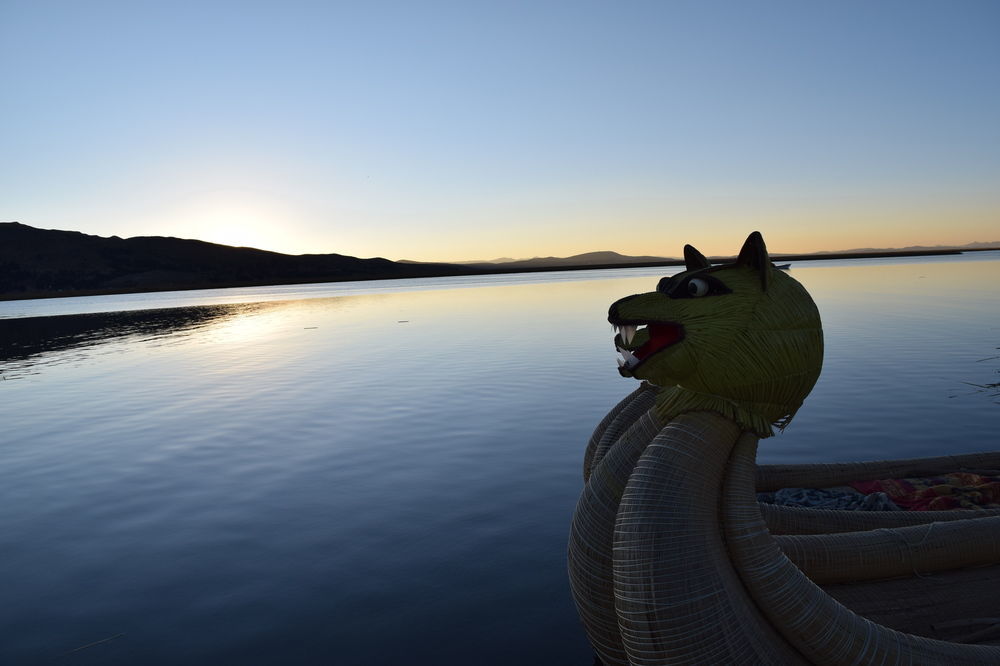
[2,1,998,260]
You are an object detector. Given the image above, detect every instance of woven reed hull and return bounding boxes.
[758,453,1000,645]
[756,451,1000,492]
[825,563,1000,645]
[570,401,1000,664]
[724,433,1000,664]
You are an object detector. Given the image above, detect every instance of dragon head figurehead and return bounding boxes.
[609,231,823,437]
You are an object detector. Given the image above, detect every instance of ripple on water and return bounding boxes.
[2,256,999,664]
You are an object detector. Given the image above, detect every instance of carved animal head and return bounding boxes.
[609,232,823,431]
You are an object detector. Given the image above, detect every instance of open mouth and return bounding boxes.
[612,321,685,371]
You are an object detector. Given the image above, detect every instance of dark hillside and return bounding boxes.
[0,222,479,299]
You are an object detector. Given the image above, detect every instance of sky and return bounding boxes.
[2,1,998,262]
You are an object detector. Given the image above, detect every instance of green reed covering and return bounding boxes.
[612,231,823,437]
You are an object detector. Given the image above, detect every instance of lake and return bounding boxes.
[1,252,998,665]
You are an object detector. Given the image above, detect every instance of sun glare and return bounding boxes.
[184,196,289,254]
[202,221,271,251]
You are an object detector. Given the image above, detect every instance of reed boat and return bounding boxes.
[585,384,1000,659]
[568,233,1000,664]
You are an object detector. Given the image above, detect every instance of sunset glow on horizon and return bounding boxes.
[2,1,998,263]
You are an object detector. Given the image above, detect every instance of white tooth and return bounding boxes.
[619,348,638,367]
[622,325,637,345]
[617,357,625,368]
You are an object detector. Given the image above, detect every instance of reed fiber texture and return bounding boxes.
[756,451,1000,492]
[762,502,1000,535]
[723,433,1000,664]
[777,515,1000,583]
[568,407,665,665]
[583,382,658,483]
[824,563,1000,644]
[611,411,805,665]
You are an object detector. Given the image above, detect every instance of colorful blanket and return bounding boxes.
[850,472,1000,511]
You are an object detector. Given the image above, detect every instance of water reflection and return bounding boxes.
[0,304,265,379]
[0,255,998,665]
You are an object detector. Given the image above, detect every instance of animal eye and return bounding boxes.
[687,278,710,297]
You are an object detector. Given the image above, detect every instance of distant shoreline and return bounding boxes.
[466,247,978,274]
[2,247,996,303]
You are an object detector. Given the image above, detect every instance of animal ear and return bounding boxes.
[736,231,771,290]
[683,244,711,271]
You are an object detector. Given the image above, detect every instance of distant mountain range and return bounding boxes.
[0,222,477,300]
[803,241,1000,254]
[2,221,998,301]
[458,251,680,268]
[456,242,1000,269]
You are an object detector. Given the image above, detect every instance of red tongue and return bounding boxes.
[633,323,683,360]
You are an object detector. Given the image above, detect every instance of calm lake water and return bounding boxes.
[2,252,998,665]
